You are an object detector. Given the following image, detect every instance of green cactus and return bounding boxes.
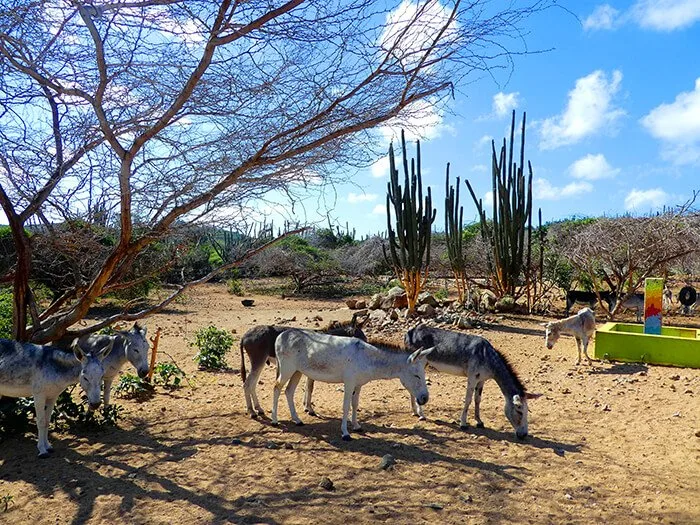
[445,164,467,304]
[384,131,436,313]
[465,110,536,300]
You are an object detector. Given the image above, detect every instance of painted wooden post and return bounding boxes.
[644,278,663,335]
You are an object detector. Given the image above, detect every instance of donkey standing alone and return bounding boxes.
[272,329,433,440]
[239,319,365,418]
[405,325,540,439]
[543,307,596,365]
[0,338,113,457]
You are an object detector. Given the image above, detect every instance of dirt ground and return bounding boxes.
[1,283,699,524]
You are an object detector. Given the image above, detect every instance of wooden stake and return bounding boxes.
[147,327,162,382]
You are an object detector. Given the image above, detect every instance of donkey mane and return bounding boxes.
[367,338,409,354]
[493,347,526,394]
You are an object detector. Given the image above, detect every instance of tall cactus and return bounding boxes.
[445,164,468,304]
[385,130,436,313]
[465,110,534,299]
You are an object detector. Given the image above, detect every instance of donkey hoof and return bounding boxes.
[341,434,352,441]
[256,410,266,416]
[418,416,427,422]
[249,412,259,419]
[476,422,485,429]
[47,446,55,453]
[352,427,364,434]
[459,424,469,431]
[295,421,304,427]
[271,421,279,427]
[306,410,317,417]
[38,452,50,459]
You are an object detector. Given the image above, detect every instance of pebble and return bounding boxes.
[319,477,334,491]
[379,454,396,470]
[694,430,700,438]
[565,493,573,500]
[426,503,443,510]
[266,442,280,450]
[284,443,294,450]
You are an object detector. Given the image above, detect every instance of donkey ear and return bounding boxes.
[96,338,115,360]
[418,347,434,359]
[71,339,85,361]
[525,392,542,400]
[512,394,523,408]
[407,348,422,363]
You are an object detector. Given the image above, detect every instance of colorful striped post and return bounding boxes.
[644,278,663,335]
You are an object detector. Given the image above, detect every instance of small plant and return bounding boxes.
[0,397,34,437]
[114,373,154,400]
[434,288,449,300]
[153,362,186,389]
[52,389,123,428]
[227,278,244,296]
[192,325,234,370]
[2,494,13,513]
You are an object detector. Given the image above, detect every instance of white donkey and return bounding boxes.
[543,307,597,365]
[271,329,433,441]
[78,322,150,407]
[0,338,113,457]
[405,325,540,439]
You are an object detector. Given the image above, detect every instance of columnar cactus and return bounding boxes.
[465,110,534,299]
[445,164,468,304]
[385,130,436,313]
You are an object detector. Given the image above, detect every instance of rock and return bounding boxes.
[313,315,323,321]
[418,292,439,307]
[417,304,436,317]
[353,309,368,318]
[284,443,294,450]
[602,404,611,412]
[386,286,408,309]
[265,441,280,450]
[455,315,472,329]
[670,374,681,381]
[461,495,473,504]
[345,299,358,309]
[380,296,395,310]
[319,477,335,491]
[561,388,571,394]
[369,309,386,322]
[389,309,400,321]
[426,503,443,510]
[564,493,573,500]
[379,454,396,470]
[369,294,383,310]
[355,299,367,309]
[694,430,700,437]
[230,438,242,446]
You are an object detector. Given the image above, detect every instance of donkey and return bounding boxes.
[0,338,113,457]
[565,290,614,316]
[405,325,540,439]
[239,319,366,418]
[609,293,644,322]
[543,307,597,365]
[78,322,150,407]
[271,329,433,441]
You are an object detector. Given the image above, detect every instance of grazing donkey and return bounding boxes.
[0,338,113,457]
[565,290,614,316]
[78,322,150,407]
[240,319,366,418]
[610,293,644,322]
[271,330,433,441]
[405,325,540,439]
[543,307,597,365]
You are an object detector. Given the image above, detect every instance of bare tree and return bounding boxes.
[552,207,700,319]
[0,0,553,342]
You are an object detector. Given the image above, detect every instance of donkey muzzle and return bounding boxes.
[516,430,528,440]
[416,394,429,406]
[138,368,149,379]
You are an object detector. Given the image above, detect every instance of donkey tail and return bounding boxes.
[240,342,247,383]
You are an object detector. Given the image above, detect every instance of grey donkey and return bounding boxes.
[240,319,366,418]
[0,337,114,457]
[76,322,150,407]
[405,325,541,439]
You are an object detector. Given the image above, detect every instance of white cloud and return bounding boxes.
[475,135,493,151]
[583,4,620,30]
[380,0,458,70]
[641,78,700,164]
[568,153,620,180]
[471,164,488,173]
[492,92,520,118]
[377,98,449,145]
[348,192,378,203]
[534,178,593,200]
[624,188,669,210]
[540,70,625,150]
[372,204,387,215]
[631,0,700,31]
[482,191,493,209]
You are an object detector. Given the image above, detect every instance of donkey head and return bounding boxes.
[72,338,114,410]
[399,347,434,406]
[504,392,541,439]
[542,323,559,349]
[125,322,150,378]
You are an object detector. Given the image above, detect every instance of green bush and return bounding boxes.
[0,289,13,339]
[114,373,154,400]
[153,362,186,389]
[434,288,449,300]
[227,278,244,296]
[191,325,234,370]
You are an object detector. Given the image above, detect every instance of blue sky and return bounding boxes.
[297,0,700,237]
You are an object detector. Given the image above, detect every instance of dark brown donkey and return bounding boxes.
[240,318,366,417]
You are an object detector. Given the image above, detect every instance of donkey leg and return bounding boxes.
[304,377,317,416]
[582,336,593,365]
[285,371,304,425]
[474,381,485,428]
[34,394,51,458]
[271,366,293,426]
[460,379,476,430]
[574,337,582,365]
[351,386,362,431]
[341,384,354,441]
[410,393,425,420]
[244,360,266,417]
[103,376,114,408]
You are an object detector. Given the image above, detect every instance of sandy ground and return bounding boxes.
[0,283,699,524]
